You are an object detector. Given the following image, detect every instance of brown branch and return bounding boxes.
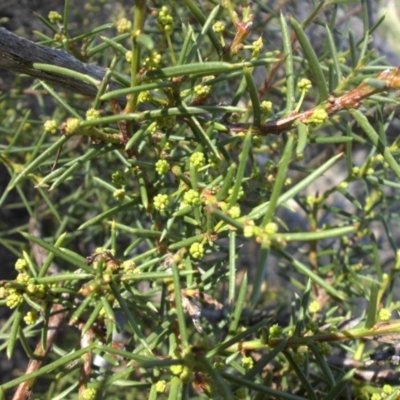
[12,219,67,400]
[231,67,400,135]
[12,304,69,400]
[78,324,94,396]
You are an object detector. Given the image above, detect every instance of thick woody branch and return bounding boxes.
[0,28,124,98]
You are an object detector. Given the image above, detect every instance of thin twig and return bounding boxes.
[231,67,400,135]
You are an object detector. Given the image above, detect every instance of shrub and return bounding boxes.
[1,1,400,399]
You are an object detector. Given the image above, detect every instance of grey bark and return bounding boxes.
[0,27,124,98]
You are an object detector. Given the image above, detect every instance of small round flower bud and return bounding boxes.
[79,387,97,400]
[170,363,183,376]
[190,152,206,170]
[265,222,278,235]
[65,118,81,135]
[243,220,255,238]
[317,342,332,355]
[261,101,273,115]
[138,91,152,103]
[121,260,135,272]
[269,324,283,339]
[252,36,263,53]
[6,292,23,309]
[156,116,176,129]
[155,380,167,393]
[15,258,28,271]
[111,171,127,187]
[0,287,9,298]
[378,308,391,321]
[164,24,173,33]
[230,112,241,122]
[86,108,100,121]
[241,356,254,369]
[116,18,132,34]
[28,283,46,297]
[24,311,39,325]
[179,365,192,383]
[194,84,211,97]
[189,242,204,259]
[352,166,360,176]
[212,21,225,33]
[307,321,318,332]
[228,206,241,219]
[298,78,312,92]
[16,272,30,283]
[154,194,169,211]
[143,51,162,69]
[113,189,125,202]
[125,51,133,63]
[308,300,321,313]
[306,108,328,125]
[293,351,306,365]
[157,7,174,33]
[44,120,58,134]
[48,11,62,24]
[183,189,201,206]
[155,159,170,175]
[382,385,393,395]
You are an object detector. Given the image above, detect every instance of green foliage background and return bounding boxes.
[1,1,400,399]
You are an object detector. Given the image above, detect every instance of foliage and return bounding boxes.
[1,0,400,399]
